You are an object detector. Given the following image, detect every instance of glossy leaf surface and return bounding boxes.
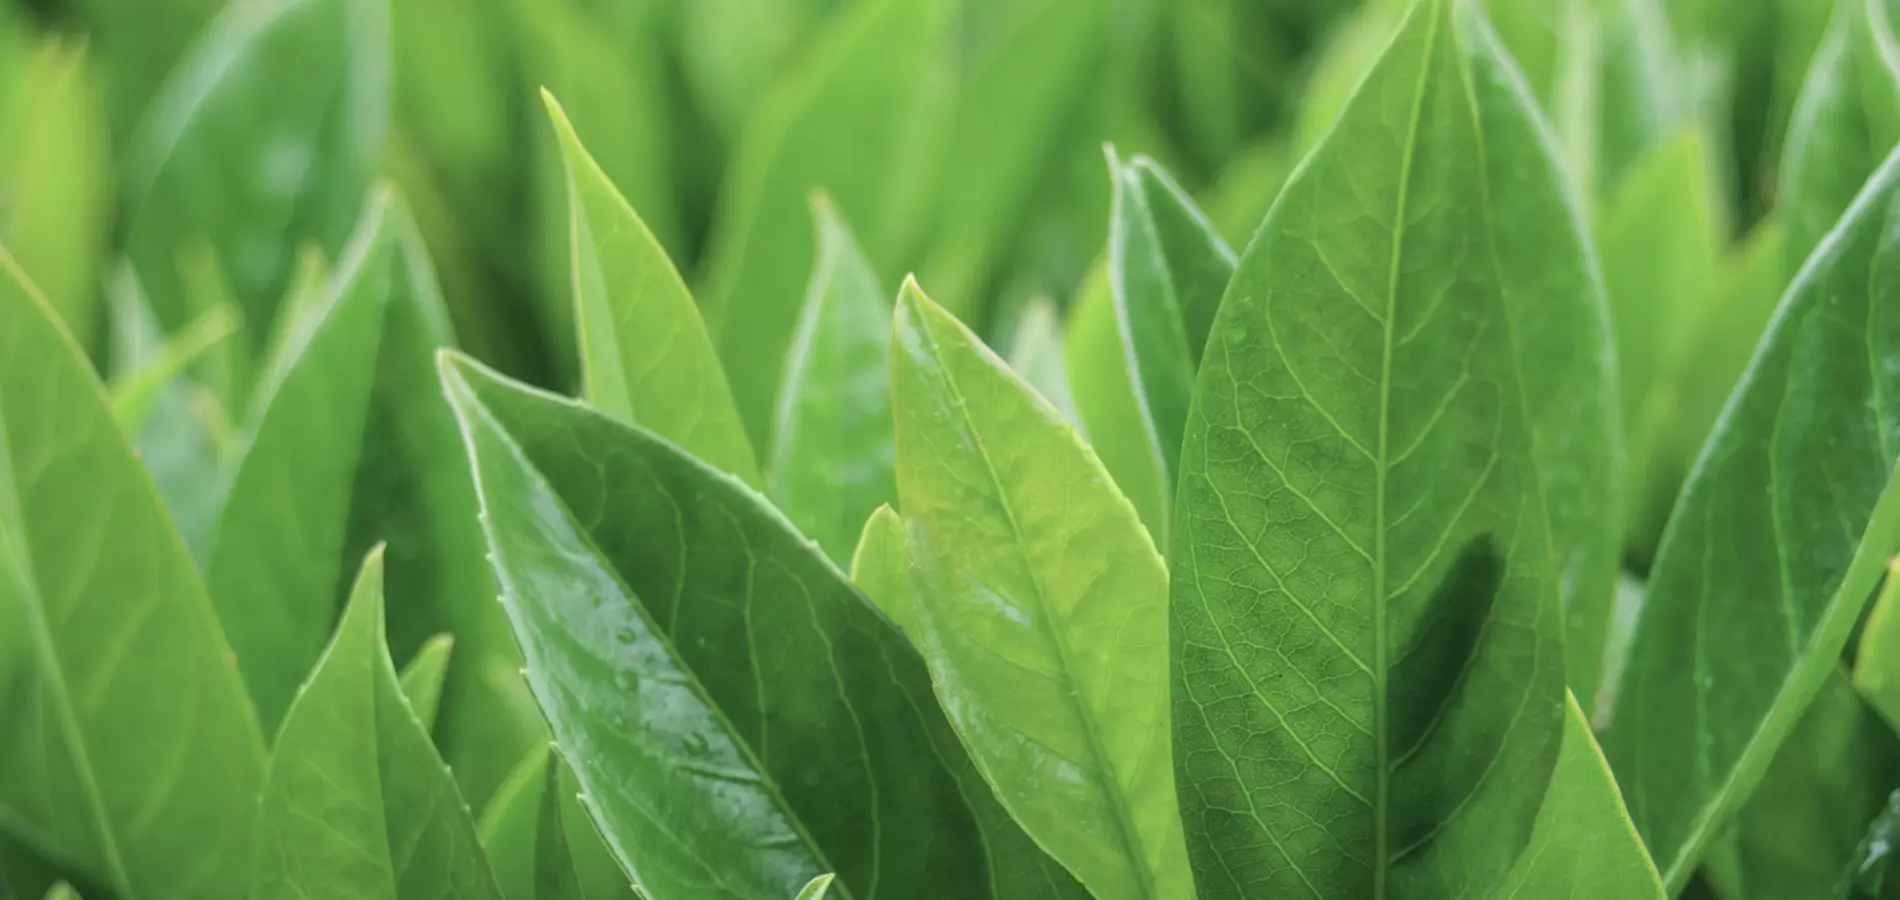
[445,353,1074,899]
[0,247,266,900]
[767,196,894,563]
[1171,0,1612,894]
[1602,146,1900,891]
[892,281,1191,900]
[545,91,759,487]
[123,0,388,345]
[252,548,502,900]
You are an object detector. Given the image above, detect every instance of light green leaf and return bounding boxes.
[708,0,953,451]
[1104,149,1237,545]
[476,745,638,900]
[891,281,1192,900]
[848,504,911,635]
[1172,0,1616,894]
[543,90,760,487]
[766,195,894,564]
[1781,0,1900,267]
[1294,0,1405,154]
[0,246,266,900]
[173,241,250,418]
[398,633,454,729]
[123,0,389,347]
[0,38,108,351]
[1006,297,1081,425]
[203,195,394,731]
[109,303,240,433]
[1857,561,1900,726]
[1201,140,1295,248]
[793,874,834,900]
[1710,671,1900,900]
[1065,265,1170,542]
[1599,126,1723,467]
[443,352,1080,900]
[1499,693,1664,899]
[1601,146,1900,892]
[40,884,76,900]
[252,547,503,900]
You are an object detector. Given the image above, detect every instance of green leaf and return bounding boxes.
[476,746,638,900]
[1709,671,1900,900]
[1004,297,1081,425]
[0,38,109,352]
[122,0,389,347]
[0,246,266,900]
[1841,789,1900,898]
[1781,0,1900,267]
[203,195,395,731]
[104,268,231,559]
[1104,149,1238,544]
[1601,145,1900,891]
[1858,562,1900,727]
[891,281,1192,900]
[848,504,912,636]
[793,874,835,900]
[1171,0,1616,894]
[109,304,241,433]
[1499,694,1664,899]
[40,885,76,900]
[398,633,454,729]
[1065,265,1170,542]
[1598,127,1723,488]
[532,754,586,900]
[252,547,503,900]
[443,352,1079,899]
[919,0,1109,305]
[766,195,894,564]
[708,0,954,451]
[543,90,761,488]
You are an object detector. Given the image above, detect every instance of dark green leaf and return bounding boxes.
[1709,671,1900,900]
[1172,0,1615,894]
[1105,150,1237,545]
[892,281,1192,899]
[476,746,637,900]
[398,633,454,729]
[848,504,912,636]
[544,91,760,487]
[123,0,388,347]
[1780,0,1900,267]
[1602,146,1900,891]
[708,0,953,451]
[252,547,503,900]
[443,352,1078,899]
[1499,694,1664,898]
[0,246,266,900]
[766,195,894,564]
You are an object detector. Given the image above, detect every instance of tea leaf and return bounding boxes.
[891,280,1192,900]
[1065,265,1169,542]
[1781,0,1900,267]
[847,504,911,635]
[0,246,266,900]
[397,633,454,729]
[1602,146,1900,891]
[1171,0,1616,894]
[477,746,637,900]
[767,195,894,564]
[543,91,760,487]
[251,547,502,900]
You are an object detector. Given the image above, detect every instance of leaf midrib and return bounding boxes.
[1371,6,1443,896]
[912,308,1161,899]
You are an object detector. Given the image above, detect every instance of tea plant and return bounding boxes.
[0,0,1894,897]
